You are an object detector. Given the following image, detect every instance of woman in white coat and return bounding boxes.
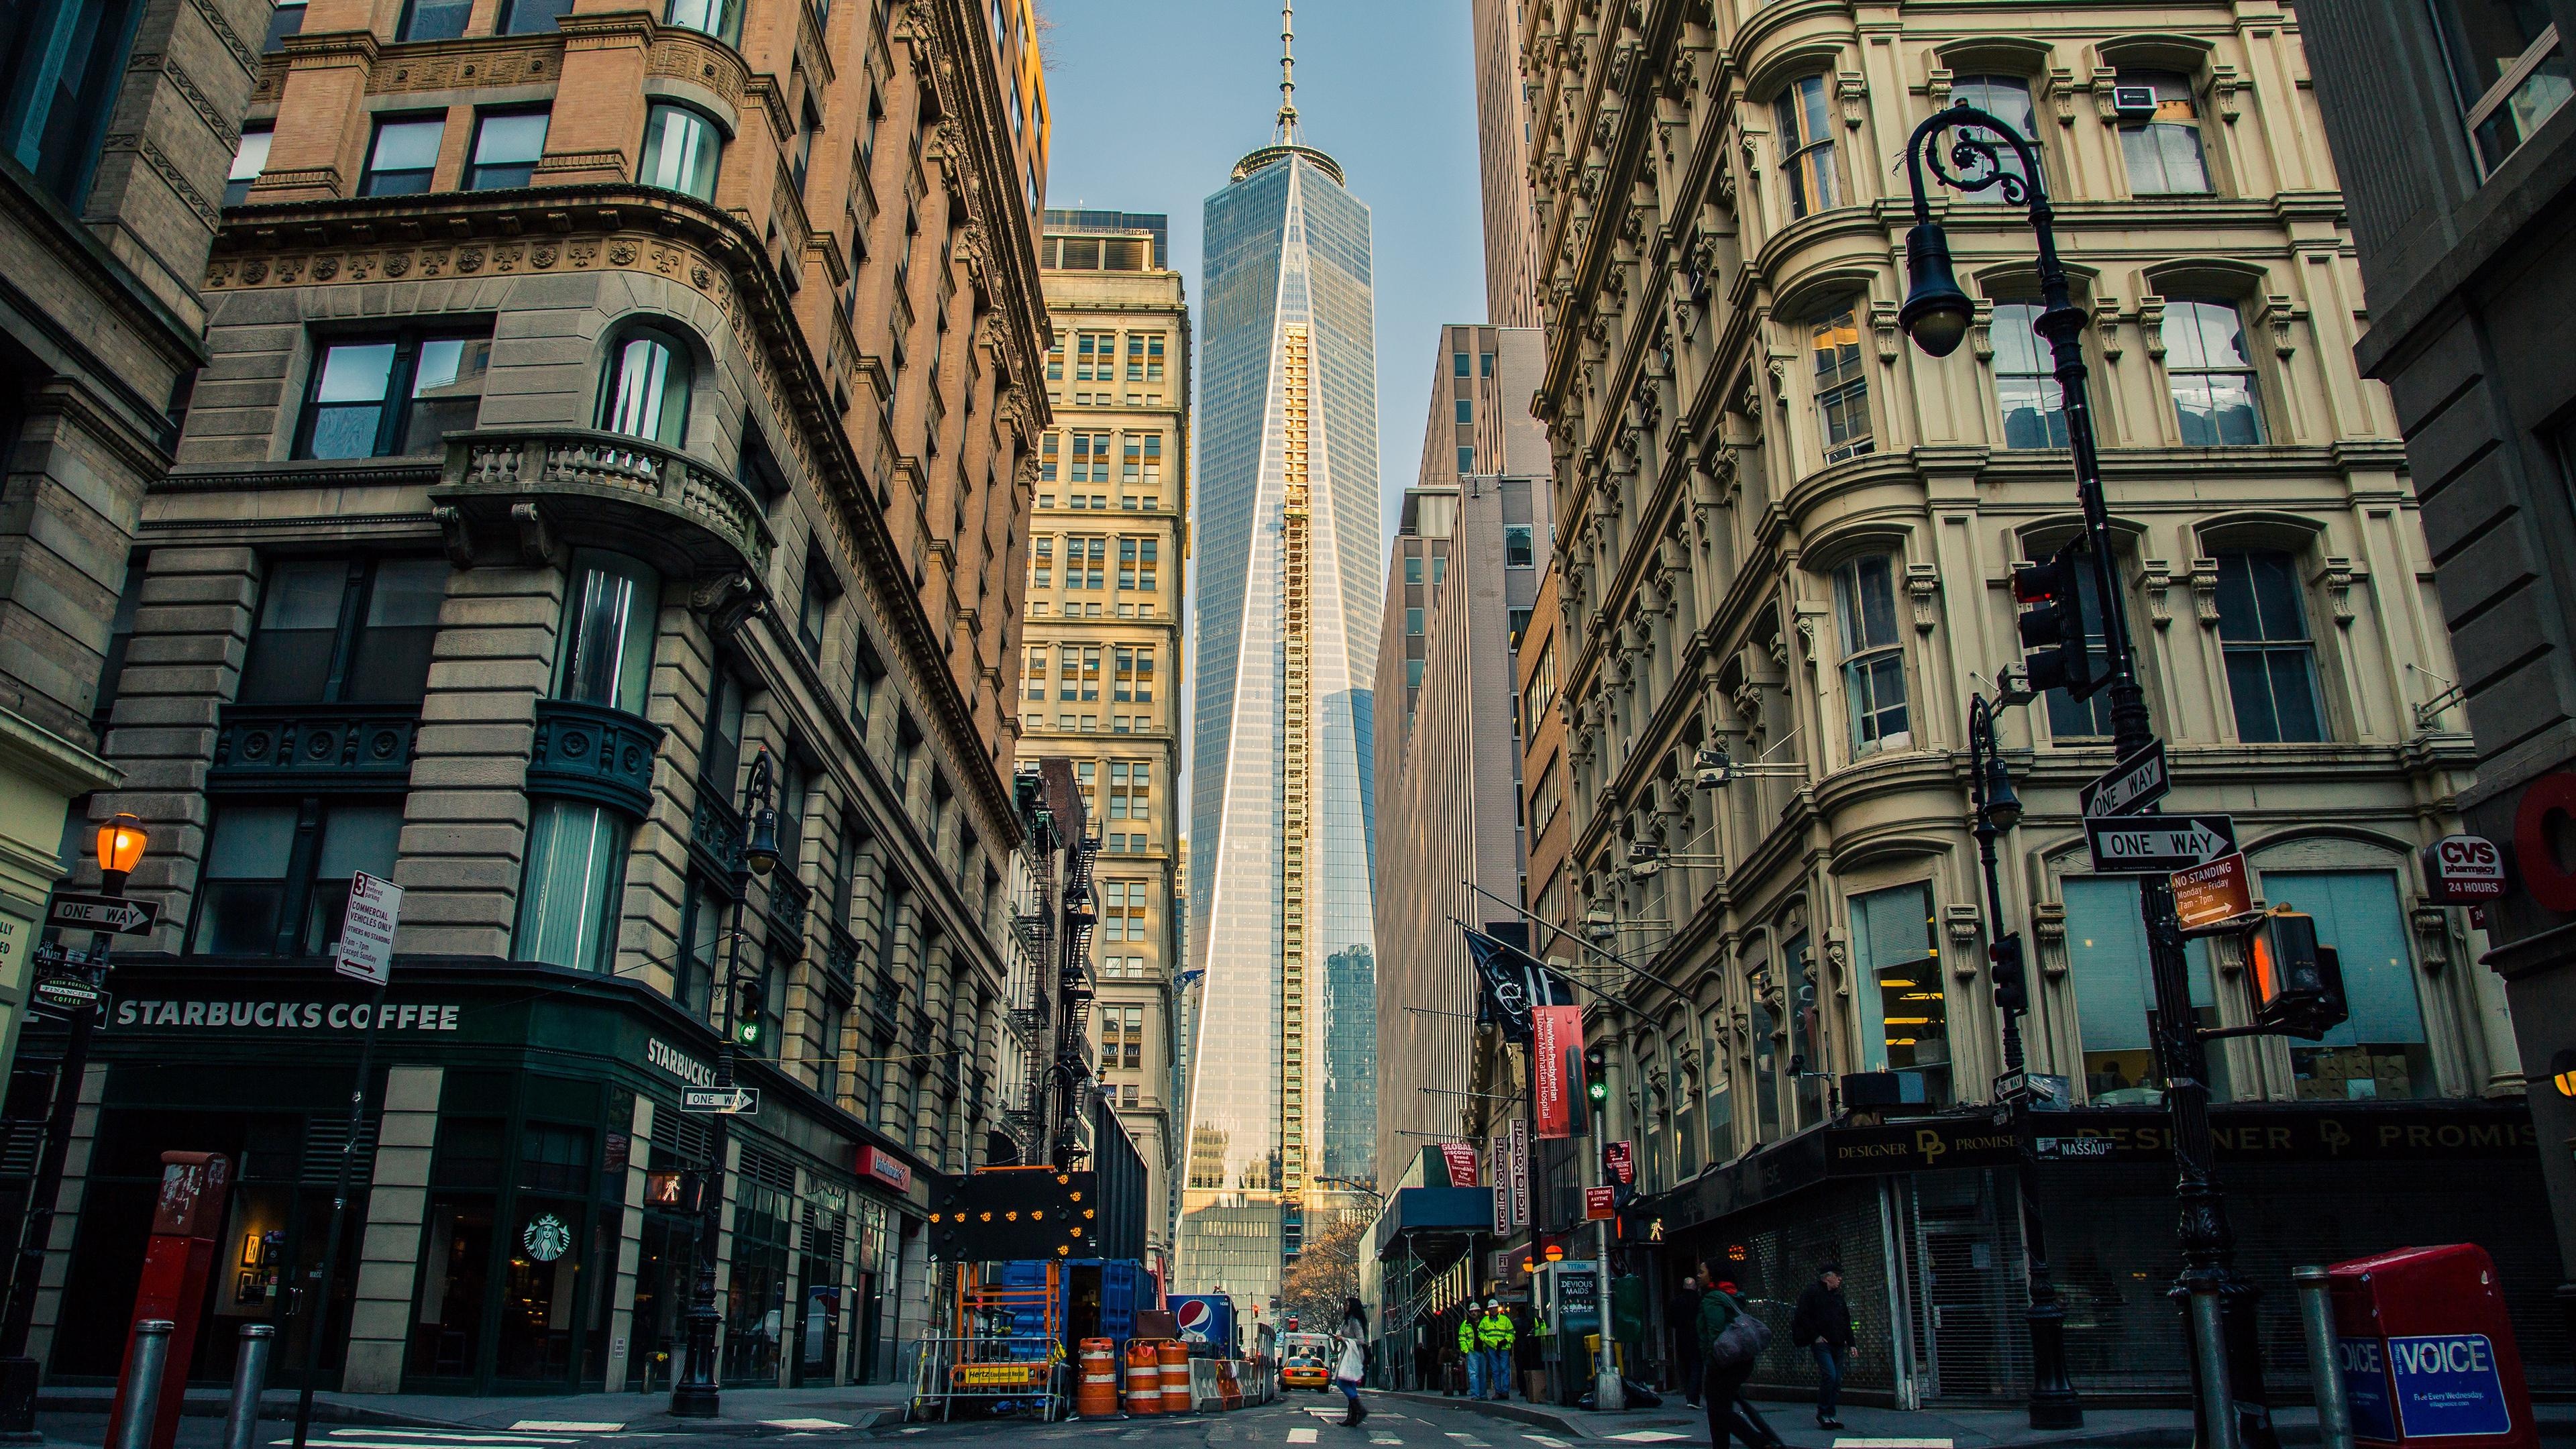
[1334,1296,1370,1428]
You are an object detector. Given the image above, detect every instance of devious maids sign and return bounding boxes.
[112,998,462,1032]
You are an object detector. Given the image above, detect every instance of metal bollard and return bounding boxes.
[2187,1284,2240,1449]
[224,1323,277,1449]
[110,1320,175,1449]
[2294,1267,2355,1449]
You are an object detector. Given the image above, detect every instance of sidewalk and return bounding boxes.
[37,1379,916,1435]
[1379,1389,2576,1448]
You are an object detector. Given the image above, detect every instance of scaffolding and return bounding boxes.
[912,1260,1070,1421]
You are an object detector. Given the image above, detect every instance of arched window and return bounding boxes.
[598,325,692,445]
[1774,74,1841,217]
[639,101,722,201]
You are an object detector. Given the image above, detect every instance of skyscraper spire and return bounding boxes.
[1275,3,1299,142]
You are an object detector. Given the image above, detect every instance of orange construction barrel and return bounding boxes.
[1125,1338,1164,1415]
[1076,1338,1118,1417]
[1159,1339,1191,1413]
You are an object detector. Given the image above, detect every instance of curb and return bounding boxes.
[38,1391,895,1436]
[1374,1391,1591,1438]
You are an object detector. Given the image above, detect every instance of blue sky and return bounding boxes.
[1036,0,1488,545]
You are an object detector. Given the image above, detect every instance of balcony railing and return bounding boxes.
[526,698,664,819]
[434,427,775,590]
[210,702,420,790]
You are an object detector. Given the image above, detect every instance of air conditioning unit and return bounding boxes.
[2110,85,2161,123]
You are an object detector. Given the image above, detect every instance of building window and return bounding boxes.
[1112,648,1153,702]
[1850,882,1951,1106]
[1746,975,1781,1143]
[397,0,471,40]
[849,635,881,732]
[1992,302,2069,449]
[1030,537,1053,588]
[1454,398,1473,425]
[2263,870,2435,1099]
[358,113,443,197]
[0,0,140,205]
[1071,431,1112,482]
[701,668,745,801]
[1834,554,1909,753]
[2064,876,2231,1102]
[516,798,632,971]
[2432,3,2572,171]
[598,325,693,445]
[189,799,404,957]
[225,125,272,207]
[792,96,819,193]
[499,0,574,32]
[264,0,305,52]
[815,993,850,1102]
[2163,300,2265,445]
[2214,549,2324,742]
[1404,555,1422,585]
[676,872,724,1019]
[1040,433,1059,481]
[1075,331,1116,382]
[1774,74,1841,217]
[1406,659,1425,688]
[639,102,722,201]
[240,556,449,705]
[1068,536,1106,589]
[1503,525,1534,568]
[663,0,742,44]
[1406,607,1424,636]
[1456,445,1475,474]
[297,328,490,461]
[1812,307,1873,462]
[1453,352,1470,377]
[2118,71,2210,195]
[1949,75,2035,199]
[555,551,660,716]
[466,107,548,190]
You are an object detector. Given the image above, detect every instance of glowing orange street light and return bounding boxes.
[95,813,146,896]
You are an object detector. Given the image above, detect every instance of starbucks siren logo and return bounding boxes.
[523,1212,572,1263]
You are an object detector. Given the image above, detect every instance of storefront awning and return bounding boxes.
[1371,1185,1492,1260]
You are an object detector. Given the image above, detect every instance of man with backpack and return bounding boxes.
[1789,1263,1856,1430]
[1695,1266,1781,1449]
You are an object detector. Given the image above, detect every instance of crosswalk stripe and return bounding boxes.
[1833,1441,1953,1448]
[1288,1428,1320,1443]
[323,1435,575,1446]
[1370,1437,1403,1444]
[1444,1435,1489,1446]
[1523,1436,1572,1448]
[763,1420,852,1432]
[1607,1434,1692,1443]
[285,1442,565,1449]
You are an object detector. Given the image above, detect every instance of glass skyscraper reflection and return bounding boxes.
[1179,106,1380,1299]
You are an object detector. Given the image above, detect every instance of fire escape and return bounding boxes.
[1052,823,1101,1169]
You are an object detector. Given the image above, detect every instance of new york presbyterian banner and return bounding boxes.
[1532,1004,1580,1138]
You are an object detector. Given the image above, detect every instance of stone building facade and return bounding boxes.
[16,0,1055,1400]
[2298,0,2576,1309]
[1490,0,2549,1405]
[0,0,275,1093]
[1023,207,1188,1272]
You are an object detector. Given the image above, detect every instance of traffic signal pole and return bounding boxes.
[1898,101,2273,1449]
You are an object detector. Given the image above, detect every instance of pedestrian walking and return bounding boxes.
[1457,1309,1482,1399]
[1697,1267,1782,1449]
[1474,1297,1515,1401]
[1672,1270,1706,1407]
[1789,1263,1856,1430]
[1336,1295,1371,1428]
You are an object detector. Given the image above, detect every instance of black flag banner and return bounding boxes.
[1462,925,1576,1042]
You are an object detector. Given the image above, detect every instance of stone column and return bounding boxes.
[24,1062,107,1366]
[341,1065,442,1392]
[602,1093,653,1391]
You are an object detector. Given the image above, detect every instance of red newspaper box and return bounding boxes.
[2330,1244,2536,1449]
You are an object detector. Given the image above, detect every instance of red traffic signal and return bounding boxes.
[2010,543,2104,700]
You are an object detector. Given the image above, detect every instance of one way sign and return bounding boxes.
[2086,814,2239,874]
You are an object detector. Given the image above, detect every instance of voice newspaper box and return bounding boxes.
[2330,1244,2536,1449]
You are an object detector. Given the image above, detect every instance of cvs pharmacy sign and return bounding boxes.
[2421,835,2506,904]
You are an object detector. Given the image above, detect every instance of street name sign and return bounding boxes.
[2035,1134,2116,1162]
[45,892,156,936]
[682,1087,759,1115]
[2080,741,2169,818]
[2171,852,2255,930]
[1585,1185,1617,1222]
[335,871,401,985]
[2086,814,2238,874]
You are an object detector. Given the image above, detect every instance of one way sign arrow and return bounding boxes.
[44,892,157,936]
[2086,814,2239,875]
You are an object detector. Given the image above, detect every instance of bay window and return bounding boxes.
[515,798,631,971]
[638,102,722,201]
[553,551,660,716]
[598,325,693,445]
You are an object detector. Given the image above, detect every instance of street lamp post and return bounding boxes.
[0,814,146,1440]
[671,750,780,1418]
[1966,697,2079,1430]
[1899,100,2272,1447]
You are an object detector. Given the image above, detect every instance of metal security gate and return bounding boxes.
[1896,1168,2030,1405]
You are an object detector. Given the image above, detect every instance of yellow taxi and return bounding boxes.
[1278,1332,1336,1391]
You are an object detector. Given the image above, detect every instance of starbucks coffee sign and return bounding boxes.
[112,998,462,1032]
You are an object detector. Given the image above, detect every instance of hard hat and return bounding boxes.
[1485,1297,1499,1309]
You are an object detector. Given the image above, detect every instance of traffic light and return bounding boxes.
[2239,909,2347,1038]
[1584,1044,1609,1104]
[2011,542,2104,700]
[734,978,765,1049]
[1990,932,2029,1015]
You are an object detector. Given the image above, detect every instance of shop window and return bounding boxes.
[0,0,144,207]
[2261,870,2436,1099]
[2064,876,2229,1103]
[2214,549,2324,742]
[1811,306,1872,462]
[359,113,443,197]
[413,1193,496,1378]
[1774,74,1841,217]
[2431,1,2572,172]
[663,0,743,46]
[296,327,492,460]
[2163,299,2265,445]
[723,1179,790,1383]
[514,798,631,971]
[598,324,694,447]
[189,798,402,957]
[467,107,549,191]
[1850,883,1951,1106]
[1833,554,1909,754]
[239,556,449,705]
[554,550,660,717]
[1949,75,2037,200]
[639,102,722,201]
[1992,302,2070,449]
[500,0,573,32]
[225,125,272,207]
[2117,71,2211,195]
